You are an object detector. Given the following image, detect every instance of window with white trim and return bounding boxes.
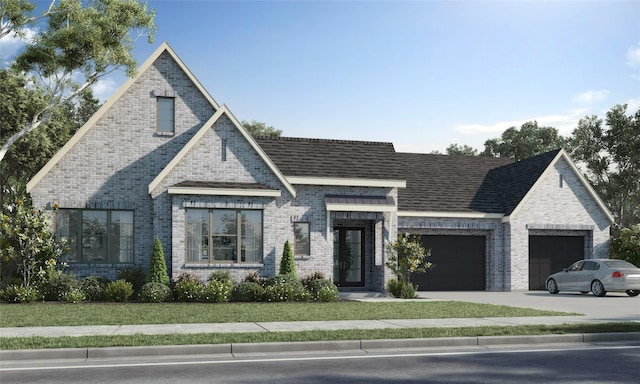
[55,209,134,263]
[156,97,175,133]
[186,209,263,264]
[294,222,310,256]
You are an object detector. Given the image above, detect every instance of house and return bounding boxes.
[27,42,615,292]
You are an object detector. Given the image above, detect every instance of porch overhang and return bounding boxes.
[325,195,397,213]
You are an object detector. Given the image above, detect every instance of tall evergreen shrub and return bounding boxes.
[279,240,296,277]
[147,238,169,286]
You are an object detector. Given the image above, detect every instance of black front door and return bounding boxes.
[333,228,364,287]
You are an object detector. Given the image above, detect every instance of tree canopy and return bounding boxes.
[242,120,282,138]
[0,0,156,164]
[568,104,640,227]
[480,121,567,161]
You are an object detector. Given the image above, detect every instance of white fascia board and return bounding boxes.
[326,204,397,213]
[287,176,406,188]
[168,187,281,197]
[399,211,504,219]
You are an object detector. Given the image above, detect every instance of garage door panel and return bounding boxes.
[529,236,584,290]
[411,235,486,291]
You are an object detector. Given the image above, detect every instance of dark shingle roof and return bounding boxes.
[395,153,513,213]
[485,149,561,214]
[256,137,401,180]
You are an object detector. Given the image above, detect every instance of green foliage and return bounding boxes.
[146,238,169,286]
[279,240,297,277]
[0,193,65,287]
[138,282,172,303]
[0,284,39,303]
[446,143,478,156]
[200,280,233,303]
[263,274,308,302]
[117,266,146,295]
[385,233,432,298]
[300,271,325,289]
[39,270,79,301]
[105,279,133,302]
[230,282,264,302]
[569,104,640,227]
[242,271,263,284]
[63,287,85,303]
[387,278,418,299]
[207,270,233,284]
[481,121,567,161]
[306,279,339,302]
[80,276,110,301]
[241,120,282,138]
[611,225,640,267]
[173,273,204,302]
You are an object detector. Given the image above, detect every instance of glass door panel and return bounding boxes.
[333,228,364,287]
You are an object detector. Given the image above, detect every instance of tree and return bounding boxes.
[569,104,640,227]
[279,240,296,277]
[445,143,478,156]
[610,225,640,267]
[0,0,56,39]
[0,68,100,208]
[242,120,282,138]
[385,233,432,298]
[481,121,567,161]
[0,0,155,164]
[146,238,169,286]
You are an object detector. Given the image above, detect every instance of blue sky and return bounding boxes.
[4,0,640,153]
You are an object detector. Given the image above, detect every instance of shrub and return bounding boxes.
[105,279,134,302]
[242,271,263,284]
[230,281,264,302]
[173,273,204,302]
[41,272,79,301]
[263,274,308,302]
[200,279,233,303]
[138,282,173,303]
[385,233,432,299]
[0,284,39,303]
[63,287,85,303]
[307,279,339,302]
[208,270,233,284]
[387,278,417,299]
[147,238,170,286]
[300,271,325,289]
[117,266,146,295]
[279,240,297,277]
[80,276,110,301]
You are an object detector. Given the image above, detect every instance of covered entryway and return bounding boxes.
[333,228,365,287]
[411,235,486,291]
[529,235,585,290]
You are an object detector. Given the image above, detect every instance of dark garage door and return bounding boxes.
[529,236,584,290]
[411,235,486,291]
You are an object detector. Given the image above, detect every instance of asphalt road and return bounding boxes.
[2,342,639,384]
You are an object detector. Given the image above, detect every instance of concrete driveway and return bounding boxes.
[416,291,640,322]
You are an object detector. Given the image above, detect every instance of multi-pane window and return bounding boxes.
[55,210,134,263]
[156,97,175,133]
[186,209,263,264]
[294,222,310,256]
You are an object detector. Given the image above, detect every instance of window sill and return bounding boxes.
[154,131,175,137]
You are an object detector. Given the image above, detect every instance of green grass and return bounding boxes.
[0,301,575,327]
[1,323,638,350]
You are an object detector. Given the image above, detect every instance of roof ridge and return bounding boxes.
[256,136,395,146]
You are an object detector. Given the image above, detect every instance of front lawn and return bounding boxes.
[0,301,576,327]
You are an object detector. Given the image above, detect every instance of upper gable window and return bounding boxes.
[156,97,175,134]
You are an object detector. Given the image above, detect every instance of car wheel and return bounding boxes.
[547,279,559,294]
[626,290,640,297]
[591,280,606,297]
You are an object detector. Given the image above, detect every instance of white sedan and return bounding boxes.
[546,259,640,297]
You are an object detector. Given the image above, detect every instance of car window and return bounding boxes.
[582,261,600,271]
[567,261,583,272]
[601,260,638,269]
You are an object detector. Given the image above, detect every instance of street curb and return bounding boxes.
[2,332,640,361]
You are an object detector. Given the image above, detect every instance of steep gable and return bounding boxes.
[27,42,219,193]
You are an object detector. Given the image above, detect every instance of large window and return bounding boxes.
[156,97,175,133]
[55,210,134,263]
[186,209,263,264]
[294,222,310,256]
